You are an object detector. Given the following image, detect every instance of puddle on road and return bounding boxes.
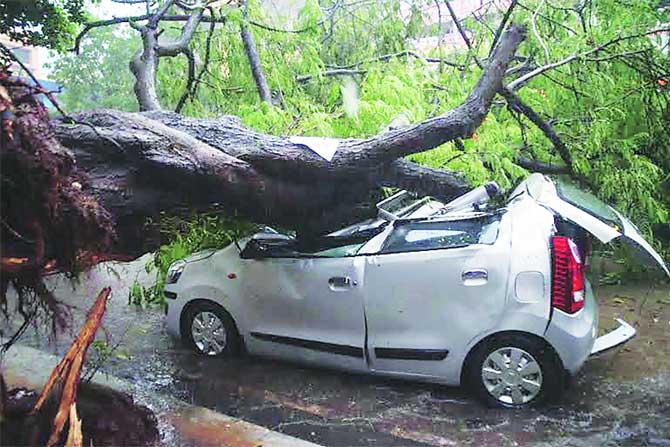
[3,259,670,446]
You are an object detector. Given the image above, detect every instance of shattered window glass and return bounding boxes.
[381,215,501,254]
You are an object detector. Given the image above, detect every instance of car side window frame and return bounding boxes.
[378,213,502,255]
[242,229,386,259]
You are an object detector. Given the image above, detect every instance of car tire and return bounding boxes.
[466,333,563,408]
[182,301,240,357]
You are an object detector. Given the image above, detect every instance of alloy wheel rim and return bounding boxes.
[481,346,543,405]
[191,311,227,355]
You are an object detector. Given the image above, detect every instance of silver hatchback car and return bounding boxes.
[163,174,668,407]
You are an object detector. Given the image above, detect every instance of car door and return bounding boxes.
[525,174,669,277]
[363,214,510,379]
[241,253,368,371]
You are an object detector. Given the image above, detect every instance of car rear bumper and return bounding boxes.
[590,318,636,356]
[544,281,598,374]
[545,282,637,374]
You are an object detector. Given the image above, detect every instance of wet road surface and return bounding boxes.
[4,258,670,446]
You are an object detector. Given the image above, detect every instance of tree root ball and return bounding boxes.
[1,383,159,447]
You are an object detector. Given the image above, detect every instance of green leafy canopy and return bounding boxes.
[46,0,670,261]
[1,0,93,51]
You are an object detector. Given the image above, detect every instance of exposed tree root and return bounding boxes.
[30,287,110,446]
[1,71,115,349]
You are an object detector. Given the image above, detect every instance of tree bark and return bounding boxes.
[129,2,205,111]
[130,30,162,111]
[54,24,526,252]
[240,1,272,104]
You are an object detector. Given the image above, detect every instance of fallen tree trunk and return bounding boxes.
[52,24,525,252]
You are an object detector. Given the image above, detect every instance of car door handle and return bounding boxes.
[329,276,356,290]
[462,269,488,286]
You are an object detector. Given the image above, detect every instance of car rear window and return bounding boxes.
[380,214,501,254]
[554,178,622,228]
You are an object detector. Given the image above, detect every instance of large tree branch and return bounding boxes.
[488,0,518,57]
[54,111,335,220]
[51,22,526,251]
[130,26,524,174]
[137,24,525,173]
[54,108,474,247]
[500,87,572,167]
[128,2,209,111]
[381,160,471,199]
[240,1,272,104]
[340,24,525,166]
[130,29,162,110]
[515,155,570,174]
[155,6,205,56]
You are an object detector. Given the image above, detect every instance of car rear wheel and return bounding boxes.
[182,301,240,357]
[467,334,563,408]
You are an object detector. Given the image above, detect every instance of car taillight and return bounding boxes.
[551,236,585,314]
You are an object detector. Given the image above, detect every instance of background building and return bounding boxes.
[1,34,60,108]
[0,34,46,79]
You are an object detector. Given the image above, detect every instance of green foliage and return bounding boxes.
[0,0,90,51]
[128,213,255,306]
[83,339,113,381]
[48,26,139,111]
[51,0,670,264]
[500,0,670,250]
[128,279,157,308]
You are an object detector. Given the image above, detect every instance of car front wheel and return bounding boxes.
[467,334,563,408]
[182,301,240,357]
